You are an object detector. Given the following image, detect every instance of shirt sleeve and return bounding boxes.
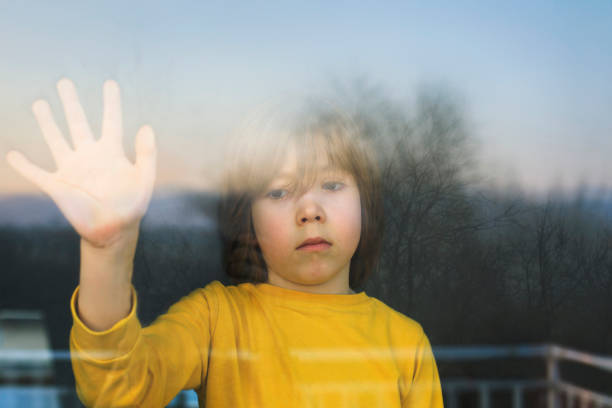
[69,284,213,407]
[400,327,444,408]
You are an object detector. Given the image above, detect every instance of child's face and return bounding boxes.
[251,144,362,294]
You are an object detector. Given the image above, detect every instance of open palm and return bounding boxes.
[5,79,157,248]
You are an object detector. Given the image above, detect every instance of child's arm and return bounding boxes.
[6,78,156,330]
[77,225,138,331]
[4,79,211,406]
[70,280,212,407]
[400,326,444,408]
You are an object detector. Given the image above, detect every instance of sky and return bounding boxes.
[1,0,611,197]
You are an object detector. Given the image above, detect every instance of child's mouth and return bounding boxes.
[296,237,331,251]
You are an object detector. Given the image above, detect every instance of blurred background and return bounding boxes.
[1,1,611,407]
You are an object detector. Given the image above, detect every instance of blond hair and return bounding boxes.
[217,96,383,290]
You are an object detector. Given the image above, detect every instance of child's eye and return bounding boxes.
[322,181,345,191]
[266,189,289,199]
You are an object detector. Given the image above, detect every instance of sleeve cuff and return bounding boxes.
[70,285,141,361]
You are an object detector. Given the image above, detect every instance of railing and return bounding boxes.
[435,344,612,408]
[1,344,611,407]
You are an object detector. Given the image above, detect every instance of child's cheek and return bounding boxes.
[254,204,292,249]
[346,200,363,246]
[263,216,288,242]
[328,191,362,244]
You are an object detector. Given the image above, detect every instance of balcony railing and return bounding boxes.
[0,344,611,407]
[435,344,612,408]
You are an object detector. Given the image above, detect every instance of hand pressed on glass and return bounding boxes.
[5,78,157,248]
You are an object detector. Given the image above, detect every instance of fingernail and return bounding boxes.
[57,78,73,92]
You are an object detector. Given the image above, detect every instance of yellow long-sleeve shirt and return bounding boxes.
[70,280,444,407]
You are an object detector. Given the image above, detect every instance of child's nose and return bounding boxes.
[295,194,326,225]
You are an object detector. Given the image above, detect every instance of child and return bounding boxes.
[6,79,444,407]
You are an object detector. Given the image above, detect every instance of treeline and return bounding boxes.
[337,80,612,391]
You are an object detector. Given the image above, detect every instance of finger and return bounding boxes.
[134,125,157,210]
[5,150,55,194]
[32,99,73,168]
[57,78,95,149]
[101,79,124,155]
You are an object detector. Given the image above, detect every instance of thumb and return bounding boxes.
[134,125,157,196]
[6,150,54,194]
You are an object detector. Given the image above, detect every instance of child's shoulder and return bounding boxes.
[368,296,426,339]
[194,279,254,303]
[200,279,227,293]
